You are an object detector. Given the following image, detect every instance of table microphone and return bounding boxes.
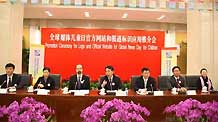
[148,84,154,95]
[0,80,7,88]
[74,81,77,90]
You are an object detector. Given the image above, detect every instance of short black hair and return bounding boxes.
[141,67,150,73]
[5,63,15,69]
[200,68,207,73]
[172,66,181,72]
[105,65,114,71]
[43,67,51,72]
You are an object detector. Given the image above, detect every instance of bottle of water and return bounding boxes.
[125,88,128,96]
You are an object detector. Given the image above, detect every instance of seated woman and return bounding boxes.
[34,67,55,90]
[196,68,213,91]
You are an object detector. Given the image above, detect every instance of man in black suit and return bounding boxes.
[99,65,122,90]
[134,67,157,91]
[0,63,21,88]
[167,66,186,89]
[69,64,90,90]
[34,67,55,90]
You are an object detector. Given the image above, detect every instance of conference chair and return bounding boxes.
[50,74,61,90]
[185,75,200,90]
[130,75,140,90]
[158,76,170,91]
[18,74,32,89]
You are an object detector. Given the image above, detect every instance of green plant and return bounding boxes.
[90,81,99,90]
[62,80,69,88]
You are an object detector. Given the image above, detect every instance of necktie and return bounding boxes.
[8,77,11,87]
[77,76,81,89]
[109,78,112,90]
[176,79,181,88]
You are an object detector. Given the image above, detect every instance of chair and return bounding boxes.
[18,74,32,89]
[50,74,61,90]
[158,76,170,91]
[130,75,140,90]
[185,75,200,90]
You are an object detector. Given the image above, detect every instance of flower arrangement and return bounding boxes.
[0,97,54,122]
[164,98,218,122]
[80,98,150,122]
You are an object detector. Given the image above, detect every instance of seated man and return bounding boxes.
[134,67,157,91]
[167,66,186,89]
[99,65,122,90]
[0,63,21,88]
[196,68,213,91]
[34,67,55,90]
[69,64,90,90]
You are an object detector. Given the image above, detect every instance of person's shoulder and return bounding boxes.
[167,75,174,81]
[13,73,20,77]
[113,75,120,79]
[83,74,89,78]
[0,74,6,78]
[148,76,156,81]
[37,76,44,80]
[136,76,143,80]
[179,75,186,80]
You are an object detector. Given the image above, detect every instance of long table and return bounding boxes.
[0,90,218,122]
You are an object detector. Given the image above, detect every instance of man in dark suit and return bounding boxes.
[134,67,157,91]
[34,67,55,90]
[99,65,122,90]
[167,66,186,89]
[69,64,90,90]
[0,63,21,88]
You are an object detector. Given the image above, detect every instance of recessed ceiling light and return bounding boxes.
[84,12,90,17]
[45,11,53,17]
[122,13,128,19]
[157,15,165,20]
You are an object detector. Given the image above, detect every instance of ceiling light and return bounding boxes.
[84,12,90,17]
[122,13,128,19]
[157,15,165,20]
[45,11,53,17]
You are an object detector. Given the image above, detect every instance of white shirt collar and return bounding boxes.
[7,74,13,80]
[174,76,180,80]
[143,77,148,82]
[77,74,83,78]
[108,75,113,81]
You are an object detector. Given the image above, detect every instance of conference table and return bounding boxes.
[0,89,218,122]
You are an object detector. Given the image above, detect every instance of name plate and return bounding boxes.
[154,91,164,96]
[0,88,8,94]
[9,88,16,92]
[116,91,127,96]
[37,89,49,95]
[187,90,196,95]
[70,90,89,96]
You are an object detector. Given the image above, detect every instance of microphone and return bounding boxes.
[74,81,77,90]
[148,84,154,95]
[150,84,154,93]
[37,81,41,89]
[0,80,7,88]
